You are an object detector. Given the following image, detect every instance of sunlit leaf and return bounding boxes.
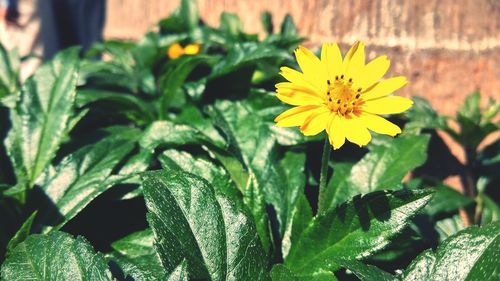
[285,189,433,275]
[1,231,112,280]
[5,48,80,187]
[142,170,268,280]
[402,222,500,281]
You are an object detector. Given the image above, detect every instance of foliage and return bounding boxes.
[0,0,498,280]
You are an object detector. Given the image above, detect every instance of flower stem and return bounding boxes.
[319,136,331,199]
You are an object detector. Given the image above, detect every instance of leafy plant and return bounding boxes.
[0,0,498,280]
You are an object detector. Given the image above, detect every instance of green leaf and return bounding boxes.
[249,137,287,235]
[175,104,226,145]
[335,260,395,281]
[5,212,37,256]
[435,215,465,240]
[210,101,286,229]
[35,133,136,232]
[118,148,152,177]
[5,48,80,187]
[280,152,311,258]
[167,261,189,281]
[425,184,474,217]
[220,12,244,37]
[159,149,240,201]
[139,120,209,151]
[280,14,298,37]
[402,222,500,281]
[285,189,434,275]
[482,97,500,123]
[271,264,337,281]
[142,170,269,280]
[405,96,448,132]
[271,265,300,281]
[282,194,312,259]
[204,144,250,193]
[1,231,112,280]
[159,56,208,116]
[109,229,167,281]
[455,115,487,148]
[111,229,155,257]
[76,89,155,123]
[109,252,167,281]
[243,174,272,253]
[82,40,154,95]
[0,195,21,256]
[209,100,310,250]
[158,11,187,34]
[132,32,161,69]
[209,100,266,165]
[351,135,429,192]
[0,44,20,98]
[319,135,430,213]
[210,42,289,78]
[480,193,500,224]
[180,0,199,31]
[318,163,354,214]
[104,148,153,200]
[261,12,273,35]
[458,91,481,124]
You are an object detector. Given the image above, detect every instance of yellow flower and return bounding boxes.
[167,43,201,59]
[274,41,413,149]
[183,43,201,55]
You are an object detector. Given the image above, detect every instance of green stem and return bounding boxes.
[318,136,331,199]
[462,147,478,226]
[474,194,483,225]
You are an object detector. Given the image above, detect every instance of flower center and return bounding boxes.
[325,75,364,117]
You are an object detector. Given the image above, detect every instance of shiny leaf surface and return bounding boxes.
[35,133,136,232]
[270,264,337,281]
[335,259,395,281]
[139,120,210,151]
[320,135,430,213]
[425,184,474,217]
[402,222,500,281]
[1,231,112,280]
[285,189,433,275]
[142,170,268,280]
[5,48,80,186]
[109,229,166,281]
[5,212,36,256]
[0,44,19,98]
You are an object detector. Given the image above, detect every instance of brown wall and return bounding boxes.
[105,0,500,116]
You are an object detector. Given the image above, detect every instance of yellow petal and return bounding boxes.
[280,66,323,93]
[295,46,324,80]
[184,43,201,55]
[276,93,323,106]
[275,105,323,127]
[321,43,343,79]
[300,107,331,136]
[363,76,408,100]
[276,82,323,99]
[167,43,184,59]
[357,55,390,89]
[275,94,317,106]
[343,41,365,79]
[359,112,402,136]
[276,82,324,105]
[362,96,413,115]
[327,114,346,149]
[344,117,372,147]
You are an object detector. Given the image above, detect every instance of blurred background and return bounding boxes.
[2,0,498,116]
[1,0,499,188]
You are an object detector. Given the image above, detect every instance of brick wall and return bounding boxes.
[105,0,499,117]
